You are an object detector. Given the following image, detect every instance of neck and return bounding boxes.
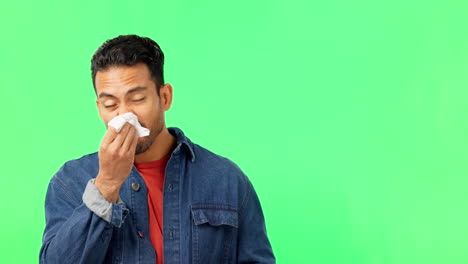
[134,127,176,163]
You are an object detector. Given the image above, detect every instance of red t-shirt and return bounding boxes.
[134,154,170,264]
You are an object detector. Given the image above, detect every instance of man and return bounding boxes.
[40,34,275,264]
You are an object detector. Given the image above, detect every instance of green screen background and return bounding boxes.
[2,0,468,263]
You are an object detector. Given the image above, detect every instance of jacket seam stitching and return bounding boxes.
[52,176,80,205]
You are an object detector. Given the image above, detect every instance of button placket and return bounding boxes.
[169,229,174,239]
[131,182,140,191]
[137,231,144,238]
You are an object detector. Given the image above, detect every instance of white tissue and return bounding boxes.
[108,112,150,137]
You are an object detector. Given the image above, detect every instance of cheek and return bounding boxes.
[97,104,114,122]
[99,112,112,125]
[133,97,161,126]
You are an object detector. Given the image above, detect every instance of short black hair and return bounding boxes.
[91,34,165,94]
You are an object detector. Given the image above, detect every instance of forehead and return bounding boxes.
[95,63,154,95]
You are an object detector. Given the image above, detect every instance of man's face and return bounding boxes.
[94,63,165,155]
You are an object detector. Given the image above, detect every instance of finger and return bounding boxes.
[128,129,139,153]
[112,123,132,148]
[102,126,118,145]
[122,126,137,152]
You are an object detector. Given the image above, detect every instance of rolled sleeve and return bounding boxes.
[82,179,129,228]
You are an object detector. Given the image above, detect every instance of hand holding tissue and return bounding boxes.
[108,112,150,137]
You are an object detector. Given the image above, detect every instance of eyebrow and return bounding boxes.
[98,86,148,99]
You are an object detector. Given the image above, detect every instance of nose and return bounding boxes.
[117,102,133,116]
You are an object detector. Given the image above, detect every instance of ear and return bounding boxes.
[160,83,173,111]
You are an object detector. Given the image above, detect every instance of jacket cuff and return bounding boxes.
[82,178,129,228]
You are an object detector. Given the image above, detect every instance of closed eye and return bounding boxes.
[104,104,117,108]
[133,98,145,102]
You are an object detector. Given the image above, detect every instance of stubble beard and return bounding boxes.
[135,119,164,155]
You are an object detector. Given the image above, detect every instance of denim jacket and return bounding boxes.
[40,127,275,264]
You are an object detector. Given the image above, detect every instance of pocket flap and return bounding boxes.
[191,205,238,228]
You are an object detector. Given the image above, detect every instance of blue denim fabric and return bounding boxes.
[40,127,275,264]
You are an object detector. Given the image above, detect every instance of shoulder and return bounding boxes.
[191,143,246,180]
[188,143,253,204]
[171,127,244,178]
[55,152,99,180]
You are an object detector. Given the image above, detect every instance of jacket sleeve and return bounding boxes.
[237,178,276,264]
[40,176,129,264]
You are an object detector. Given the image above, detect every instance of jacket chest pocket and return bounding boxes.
[191,205,238,264]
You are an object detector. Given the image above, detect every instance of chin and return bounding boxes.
[135,138,153,155]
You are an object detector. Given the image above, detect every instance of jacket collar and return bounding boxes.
[168,127,196,162]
